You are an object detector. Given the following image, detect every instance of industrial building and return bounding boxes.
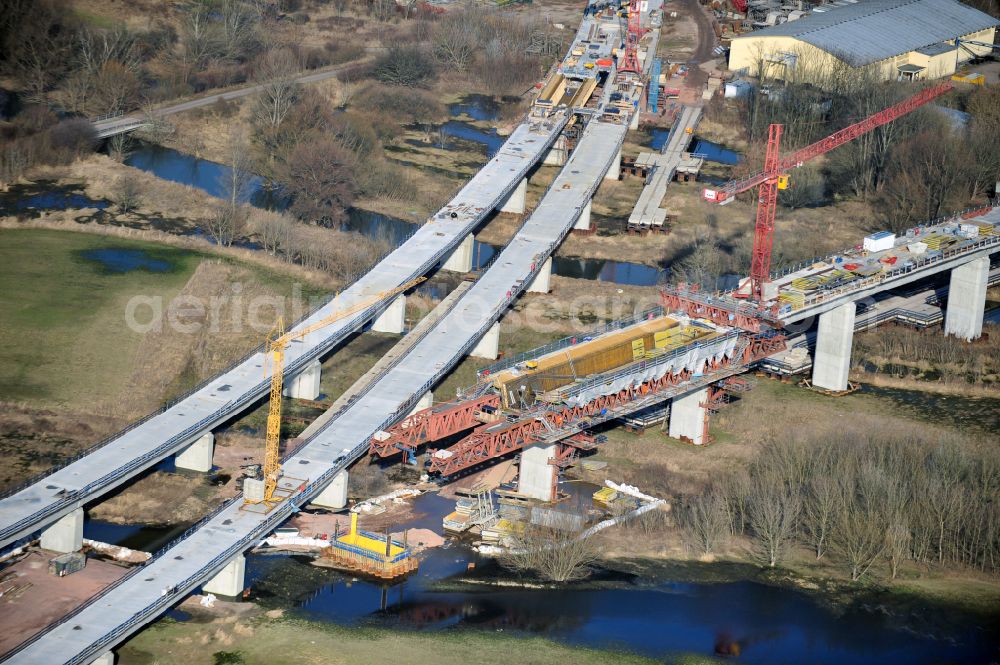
[728,0,999,82]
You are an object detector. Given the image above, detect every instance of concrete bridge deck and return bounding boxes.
[5,116,629,665]
[0,112,568,552]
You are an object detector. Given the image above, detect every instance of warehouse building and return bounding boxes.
[729,0,999,84]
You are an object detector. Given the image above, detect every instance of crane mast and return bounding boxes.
[618,0,644,75]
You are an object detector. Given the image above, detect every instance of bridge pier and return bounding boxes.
[668,387,708,445]
[573,200,593,232]
[91,652,115,665]
[500,178,528,215]
[543,135,568,166]
[518,442,557,501]
[408,390,434,416]
[629,110,640,131]
[372,294,406,334]
[471,322,500,360]
[175,433,214,473]
[311,469,348,510]
[944,256,988,341]
[284,359,322,401]
[812,301,856,392]
[443,234,474,273]
[40,507,83,553]
[528,257,552,294]
[203,554,246,597]
[605,148,622,181]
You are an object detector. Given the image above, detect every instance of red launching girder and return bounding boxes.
[369,394,500,458]
[660,290,773,332]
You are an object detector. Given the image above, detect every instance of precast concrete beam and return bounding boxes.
[944,256,988,341]
[372,294,406,334]
[175,432,214,473]
[528,257,552,294]
[500,178,528,215]
[811,301,856,392]
[443,234,474,273]
[667,387,709,445]
[518,442,557,501]
[40,507,83,553]
[605,148,622,180]
[470,322,500,360]
[284,359,322,401]
[203,554,245,597]
[311,469,348,510]
[573,200,593,232]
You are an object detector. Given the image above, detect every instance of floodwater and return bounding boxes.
[79,248,174,274]
[649,128,741,164]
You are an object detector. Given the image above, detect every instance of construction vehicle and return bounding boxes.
[243,277,425,511]
[700,83,952,303]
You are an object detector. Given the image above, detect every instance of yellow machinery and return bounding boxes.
[245,277,425,509]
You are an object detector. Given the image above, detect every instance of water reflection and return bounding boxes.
[649,129,741,164]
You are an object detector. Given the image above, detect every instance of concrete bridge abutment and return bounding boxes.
[518,442,557,502]
[944,256,988,341]
[372,294,406,334]
[811,301,856,392]
[311,469,348,510]
[543,135,568,166]
[203,554,246,597]
[668,387,708,445]
[408,390,434,416]
[40,507,83,553]
[91,652,115,665]
[284,359,322,401]
[443,234,475,273]
[175,432,214,473]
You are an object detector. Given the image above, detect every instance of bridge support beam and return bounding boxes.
[518,442,557,502]
[471,322,500,360]
[812,301,856,392]
[500,178,527,215]
[408,390,434,416]
[528,257,552,294]
[668,387,708,445]
[605,148,622,181]
[203,554,246,597]
[443,234,474,273]
[573,200,593,232]
[175,432,214,473]
[372,294,406,334]
[284,359,322,401]
[92,652,115,665]
[944,256,988,341]
[543,135,568,166]
[40,507,83,553]
[311,469,348,510]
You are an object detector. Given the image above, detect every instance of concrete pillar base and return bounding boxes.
[668,387,709,445]
[311,470,348,510]
[605,148,622,180]
[944,256,988,341]
[500,178,527,215]
[40,507,83,553]
[443,234,474,273]
[629,110,640,130]
[471,322,500,360]
[372,294,406,334]
[528,257,552,294]
[573,200,593,232]
[812,301,856,392]
[175,432,214,473]
[284,359,321,401]
[518,442,557,502]
[203,554,245,597]
[408,390,433,416]
[92,653,115,665]
[543,136,568,166]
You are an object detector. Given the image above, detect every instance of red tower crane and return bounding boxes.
[702,82,953,302]
[618,0,644,75]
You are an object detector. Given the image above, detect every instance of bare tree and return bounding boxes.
[107,132,134,163]
[833,466,888,581]
[680,492,730,556]
[251,210,291,256]
[433,12,478,72]
[112,175,142,214]
[747,472,800,568]
[203,203,246,247]
[801,474,843,560]
[251,48,300,130]
[282,136,357,226]
[500,513,599,582]
[220,129,254,215]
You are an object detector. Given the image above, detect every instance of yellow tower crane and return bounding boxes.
[244,277,425,510]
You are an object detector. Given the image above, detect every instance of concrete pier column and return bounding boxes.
[40,507,83,553]
[518,442,557,502]
[668,387,709,445]
[471,322,500,360]
[543,135,568,166]
[443,234,474,273]
[203,554,246,597]
[944,256,988,341]
[175,432,214,473]
[372,294,406,334]
[573,200,593,232]
[500,178,528,215]
[311,469,348,510]
[408,390,434,416]
[605,148,622,180]
[92,653,115,665]
[284,359,322,401]
[812,301,856,392]
[528,257,552,294]
[630,109,640,130]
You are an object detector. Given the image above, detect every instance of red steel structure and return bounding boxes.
[702,83,953,301]
[369,394,500,459]
[618,0,644,75]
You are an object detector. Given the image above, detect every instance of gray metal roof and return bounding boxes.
[734,0,999,66]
